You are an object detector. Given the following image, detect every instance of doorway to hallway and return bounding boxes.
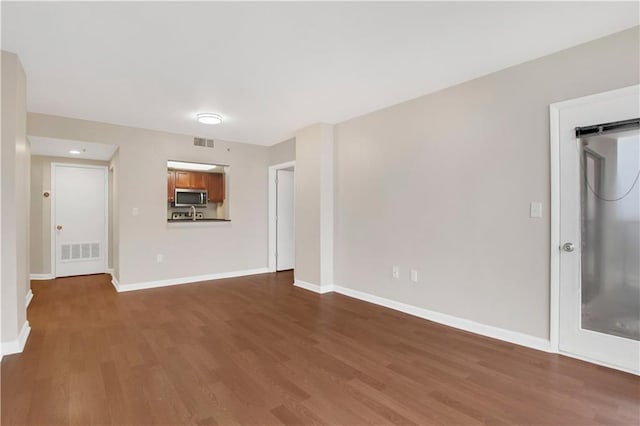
[268,161,295,273]
[52,163,108,277]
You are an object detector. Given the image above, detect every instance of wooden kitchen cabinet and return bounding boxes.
[168,170,224,202]
[207,173,225,202]
[191,172,207,190]
[167,170,176,201]
[174,171,207,189]
[175,171,191,188]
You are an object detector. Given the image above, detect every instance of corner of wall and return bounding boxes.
[1,50,30,351]
[294,123,335,287]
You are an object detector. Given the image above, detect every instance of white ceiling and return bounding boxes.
[3,2,638,146]
[30,136,118,161]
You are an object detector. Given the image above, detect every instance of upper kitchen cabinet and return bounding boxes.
[167,170,176,201]
[207,173,225,202]
[175,170,189,188]
[191,172,208,190]
[172,170,211,190]
[175,170,205,189]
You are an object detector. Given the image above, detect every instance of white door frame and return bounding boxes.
[51,163,109,278]
[268,160,295,272]
[549,85,639,367]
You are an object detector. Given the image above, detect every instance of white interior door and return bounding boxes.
[558,87,640,374]
[276,169,295,271]
[53,164,108,277]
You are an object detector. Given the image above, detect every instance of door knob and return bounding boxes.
[562,242,575,252]
[56,225,63,230]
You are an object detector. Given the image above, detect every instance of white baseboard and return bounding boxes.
[294,280,335,294]
[30,273,54,280]
[106,269,119,291]
[25,289,33,308]
[115,267,271,293]
[331,285,552,353]
[559,349,639,376]
[1,321,31,357]
[110,275,120,292]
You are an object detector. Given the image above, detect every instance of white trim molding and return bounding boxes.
[114,268,270,293]
[1,321,31,357]
[29,273,54,280]
[558,349,640,376]
[107,268,119,291]
[110,275,120,292]
[330,285,552,353]
[549,101,561,353]
[294,280,335,294]
[25,289,34,308]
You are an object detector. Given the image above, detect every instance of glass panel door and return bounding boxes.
[557,86,640,374]
[580,130,640,341]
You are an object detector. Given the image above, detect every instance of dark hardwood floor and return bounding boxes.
[2,272,638,425]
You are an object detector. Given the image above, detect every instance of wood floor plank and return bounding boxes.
[2,272,639,425]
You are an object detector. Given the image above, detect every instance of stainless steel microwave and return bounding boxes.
[174,188,208,207]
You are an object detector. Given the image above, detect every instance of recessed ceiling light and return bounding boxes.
[69,150,81,155]
[196,113,222,125]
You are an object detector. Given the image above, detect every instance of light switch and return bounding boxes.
[530,202,542,218]
[411,269,418,283]
[132,207,139,216]
[392,266,400,279]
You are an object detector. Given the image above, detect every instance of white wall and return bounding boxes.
[294,124,335,288]
[269,138,295,166]
[27,114,270,286]
[1,50,30,347]
[333,27,640,340]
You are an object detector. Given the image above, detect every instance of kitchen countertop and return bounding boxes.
[167,218,231,223]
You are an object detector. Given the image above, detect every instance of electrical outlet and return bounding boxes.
[132,207,140,216]
[411,269,418,283]
[392,266,400,279]
[156,254,164,263]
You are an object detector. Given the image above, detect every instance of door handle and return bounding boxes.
[56,225,63,231]
[562,242,575,252]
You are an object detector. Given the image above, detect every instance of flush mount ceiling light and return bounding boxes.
[196,113,223,125]
[69,150,81,155]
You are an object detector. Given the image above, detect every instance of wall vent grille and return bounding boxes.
[194,137,215,148]
[60,242,102,262]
